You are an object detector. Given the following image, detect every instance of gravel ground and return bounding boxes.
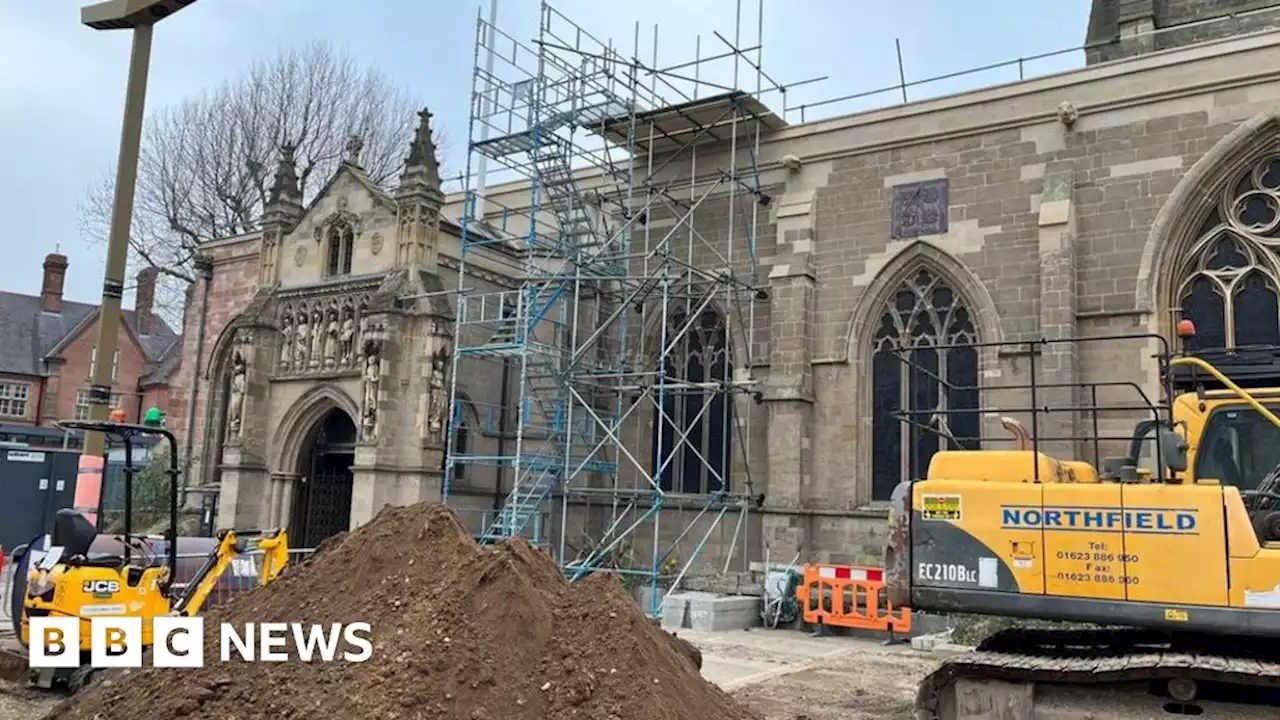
[0,681,56,720]
[729,641,937,720]
[0,628,938,720]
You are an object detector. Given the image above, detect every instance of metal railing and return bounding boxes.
[168,547,316,610]
[453,506,549,544]
[0,547,318,626]
[785,5,1280,122]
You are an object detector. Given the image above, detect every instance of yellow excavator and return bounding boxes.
[884,321,1280,719]
[11,413,289,691]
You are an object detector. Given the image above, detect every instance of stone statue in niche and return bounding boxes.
[356,316,370,366]
[323,303,340,369]
[227,350,248,435]
[278,313,293,370]
[309,306,324,369]
[293,309,310,371]
[360,339,382,440]
[339,305,356,366]
[426,320,453,439]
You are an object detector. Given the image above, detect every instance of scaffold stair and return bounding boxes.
[533,144,598,254]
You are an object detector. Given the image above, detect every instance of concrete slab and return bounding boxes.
[680,627,923,691]
[698,654,780,689]
[662,592,761,632]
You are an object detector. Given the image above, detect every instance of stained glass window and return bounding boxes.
[1177,156,1280,350]
[651,309,732,494]
[871,269,981,500]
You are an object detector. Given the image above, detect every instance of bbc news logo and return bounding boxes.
[30,617,373,668]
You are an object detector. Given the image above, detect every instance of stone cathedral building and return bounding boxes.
[178,113,474,548]
[178,0,1280,567]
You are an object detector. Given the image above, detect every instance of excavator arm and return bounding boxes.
[170,529,288,616]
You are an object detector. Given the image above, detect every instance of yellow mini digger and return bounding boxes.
[12,412,289,691]
[883,322,1280,719]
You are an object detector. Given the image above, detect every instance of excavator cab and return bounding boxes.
[16,410,289,691]
[884,326,1280,718]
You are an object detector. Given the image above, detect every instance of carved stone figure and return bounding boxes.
[228,350,248,435]
[278,314,294,370]
[426,321,453,439]
[360,339,381,440]
[323,304,340,368]
[356,316,370,366]
[294,309,310,370]
[1057,100,1079,129]
[309,306,324,369]
[339,306,356,366]
[421,319,439,366]
[344,134,364,165]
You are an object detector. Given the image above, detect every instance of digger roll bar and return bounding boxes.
[887,323,1280,486]
[887,332,1178,484]
[53,418,180,595]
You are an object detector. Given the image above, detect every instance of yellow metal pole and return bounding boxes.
[1169,355,1280,430]
[72,21,155,525]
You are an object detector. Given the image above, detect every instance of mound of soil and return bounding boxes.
[47,503,758,720]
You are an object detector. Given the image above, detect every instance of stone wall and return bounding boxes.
[1087,0,1280,65]
[440,29,1280,569]
[181,26,1280,573]
[174,233,262,489]
[1160,0,1280,31]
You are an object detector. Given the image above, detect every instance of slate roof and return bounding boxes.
[139,336,184,388]
[0,290,180,385]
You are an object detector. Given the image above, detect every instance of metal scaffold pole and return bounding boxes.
[445,0,820,617]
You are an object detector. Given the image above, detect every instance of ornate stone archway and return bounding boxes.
[271,384,362,474]
[289,407,357,549]
[264,384,362,540]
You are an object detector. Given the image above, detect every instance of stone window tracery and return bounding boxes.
[1177,156,1280,351]
[651,308,732,494]
[870,268,980,501]
[326,223,355,276]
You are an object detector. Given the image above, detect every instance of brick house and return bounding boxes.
[184,0,1280,567]
[0,253,182,450]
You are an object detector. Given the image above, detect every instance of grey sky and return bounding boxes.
[0,0,1091,312]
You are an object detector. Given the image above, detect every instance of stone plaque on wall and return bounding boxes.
[890,178,949,239]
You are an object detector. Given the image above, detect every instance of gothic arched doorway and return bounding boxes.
[291,408,356,548]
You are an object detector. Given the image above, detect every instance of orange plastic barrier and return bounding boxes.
[794,563,912,634]
[73,454,105,527]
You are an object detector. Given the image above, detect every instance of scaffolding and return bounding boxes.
[443,0,809,615]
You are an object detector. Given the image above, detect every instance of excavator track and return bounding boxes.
[915,627,1280,720]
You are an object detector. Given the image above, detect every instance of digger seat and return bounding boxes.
[51,509,123,568]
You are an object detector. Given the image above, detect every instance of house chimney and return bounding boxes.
[41,253,68,313]
[135,266,159,335]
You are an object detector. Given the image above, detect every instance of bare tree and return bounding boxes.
[79,40,449,328]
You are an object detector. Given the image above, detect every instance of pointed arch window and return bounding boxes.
[326,223,355,277]
[1176,156,1280,351]
[871,268,981,501]
[651,308,732,494]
